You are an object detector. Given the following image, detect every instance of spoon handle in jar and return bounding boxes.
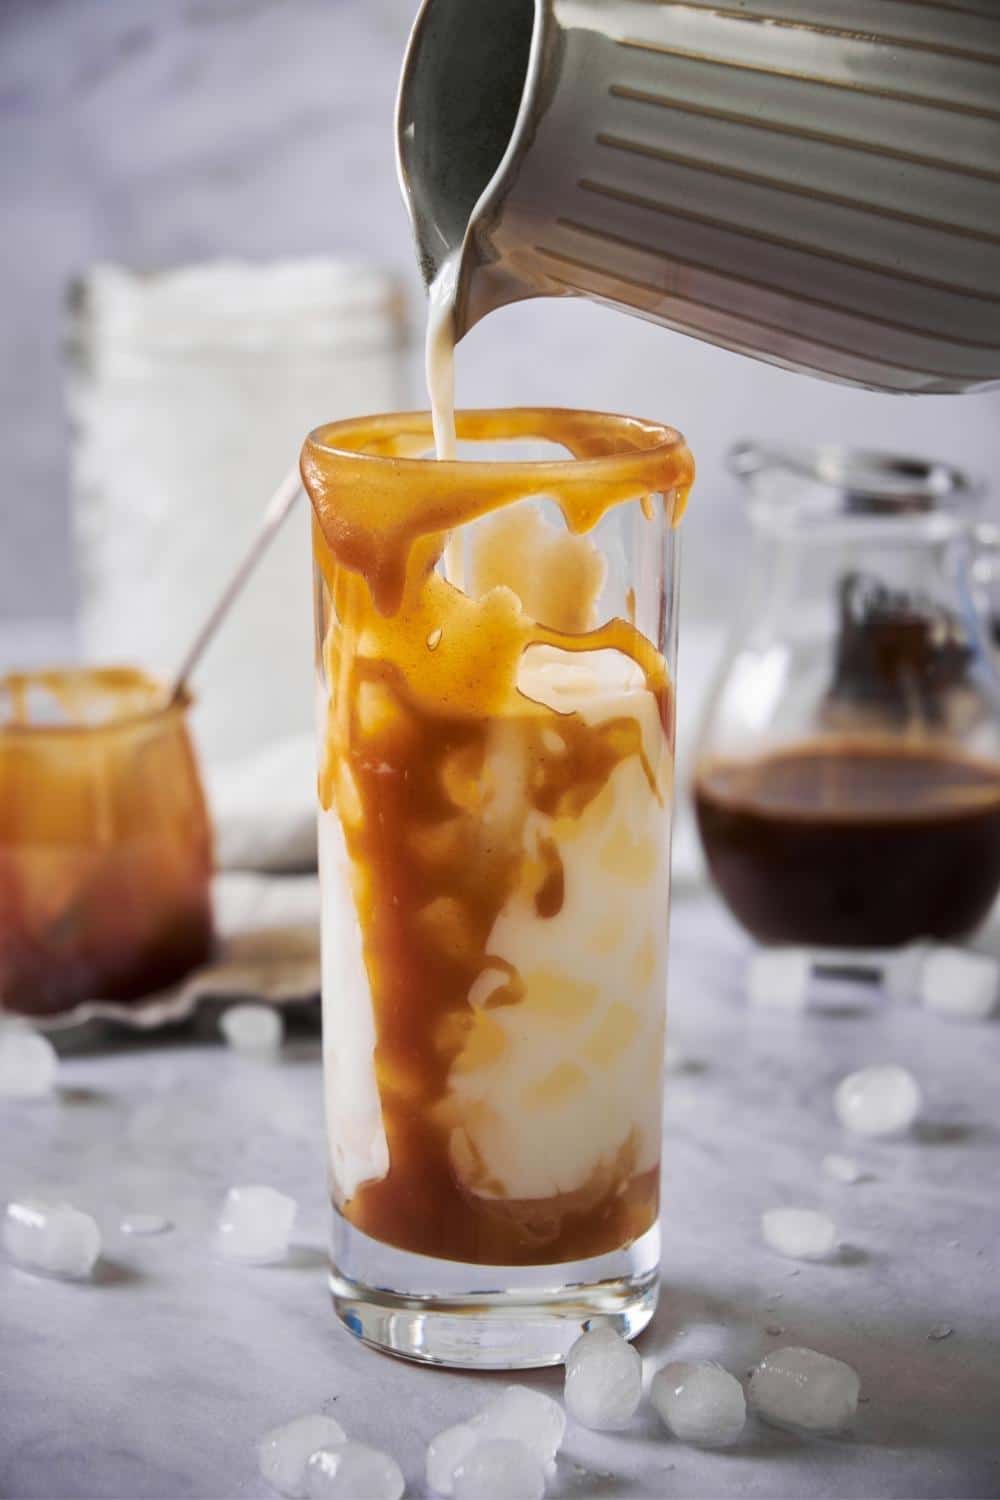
[166,466,304,706]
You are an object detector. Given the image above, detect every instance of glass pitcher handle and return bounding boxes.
[970,523,1000,661]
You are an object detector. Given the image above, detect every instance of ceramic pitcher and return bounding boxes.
[397,0,1000,394]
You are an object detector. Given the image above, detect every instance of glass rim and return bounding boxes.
[303,407,689,477]
[0,665,189,739]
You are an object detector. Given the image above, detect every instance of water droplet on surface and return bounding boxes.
[121,1213,172,1236]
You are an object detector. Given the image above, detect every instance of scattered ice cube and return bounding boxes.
[453,1439,545,1500]
[822,1153,863,1184]
[919,948,997,1020]
[0,1023,58,1098]
[120,1213,172,1236]
[880,943,925,1003]
[220,1004,283,1057]
[427,1387,564,1495]
[834,1064,921,1137]
[470,1386,565,1465]
[747,950,811,1011]
[761,1208,837,1261]
[564,1326,642,1430]
[305,1442,404,1500]
[3,1199,100,1278]
[258,1414,347,1498]
[426,1423,477,1496]
[215,1185,296,1263]
[650,1360,746,1447]
[928,1324,954,1342]
[750,1346,860,1433]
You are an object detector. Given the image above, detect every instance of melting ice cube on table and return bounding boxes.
[219,1003,283,1057]
[452,1439,546,1500]
[748,943,998,1019]
[3,1199,100,1278]
[427,1386,564,1494]
[426,1425,477,1495]
[0,1023,58,1098]
[834,1064,921,1137]
[919,948,997,1019]
[750,1346,860,1433]
[257,1414,347,1497]
[650,1360,746,1447]
[470,1386,564,1464]
[215,1185,296,1263]
[761,1207,837,1261]
[305,1442,404,1500]
[747,950,812,1011]
[564,1326,642,1430]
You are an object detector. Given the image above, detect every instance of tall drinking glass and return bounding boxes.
[302,409,693,1367]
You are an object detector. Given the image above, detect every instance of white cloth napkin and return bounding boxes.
[207,734,318,873]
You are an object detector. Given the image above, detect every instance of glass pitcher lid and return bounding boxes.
[730,441,981,538]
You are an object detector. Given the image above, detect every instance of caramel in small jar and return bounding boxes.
[0,667,214,1016]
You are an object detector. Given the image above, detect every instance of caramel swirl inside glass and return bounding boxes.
[304,409,693,1266]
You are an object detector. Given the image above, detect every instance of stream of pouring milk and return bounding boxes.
[426,252,460,461]
[426,253,464,583]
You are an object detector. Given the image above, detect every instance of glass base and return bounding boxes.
[328,1216,660,1368]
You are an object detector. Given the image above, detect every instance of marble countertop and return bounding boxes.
[2,891,999,1500]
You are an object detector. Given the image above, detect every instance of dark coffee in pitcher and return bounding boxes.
[695,740,1000,948]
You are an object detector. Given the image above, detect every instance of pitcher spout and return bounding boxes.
[395,0,550,341]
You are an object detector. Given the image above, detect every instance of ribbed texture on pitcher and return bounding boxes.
[478,0,1000,392]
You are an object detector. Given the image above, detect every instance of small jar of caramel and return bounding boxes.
[0,667,214,1016]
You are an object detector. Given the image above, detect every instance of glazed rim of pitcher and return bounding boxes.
[303,407,689,474]
[730,440,983,541]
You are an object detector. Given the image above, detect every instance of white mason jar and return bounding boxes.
[67,259,410,766]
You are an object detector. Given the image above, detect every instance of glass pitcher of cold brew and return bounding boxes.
[694,445,1000,949]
